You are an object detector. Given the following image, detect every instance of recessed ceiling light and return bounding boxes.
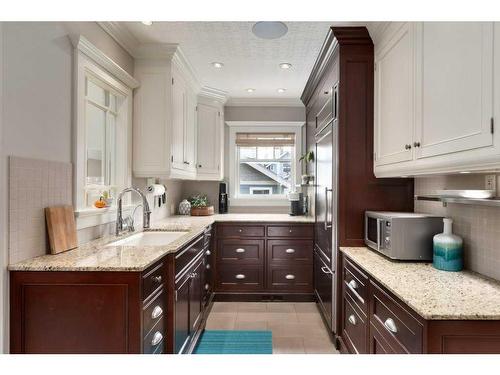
[211,62,224,69]
[277,88,286,93]
[252,22,288,40]
[141,21,153,26]
[279,63,292,69]
[246,88,256,93]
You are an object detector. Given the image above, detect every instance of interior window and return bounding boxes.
[236,133,295,197]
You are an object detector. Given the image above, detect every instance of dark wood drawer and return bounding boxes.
[343,293,368,354]
[343,258,368,315]
[370,281,423,354]
[216,264,264,291]
[219,224,265,237]
[175,235,204,278]
[369,321,399,354]
[267,225,313,238]
[143,317,165,354]
[142,262,165,302]
[267,265,313,292]
[267,239,313,264]
[143,289,165,338]
[217,239,264,264]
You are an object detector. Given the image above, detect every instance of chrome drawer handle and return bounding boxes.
[151,306,163,319]
[285,274,295,280]
[285,248,295,254]
[205,283,210,290]
[348,314,357,325]
[206,264,211,270]
[348,279,358,290]
[235,274,246,280]
[384,318,398,333]
[321,266,333,275]
[205,250,211,256]
[235,248,246,253]
[151,331,163,346]
[153,275,162,284]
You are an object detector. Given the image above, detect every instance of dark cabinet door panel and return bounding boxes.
[267,239,313,264]
[220,225,265,237]
[267,225,314,238]
[369,322,398,354]
[313,250,333,329]
[174,273,191,354]
[216,264,264,292]
[343,294,368,354]
[217,239,264,264]
[189,259,204,333]
[267,265,313,292]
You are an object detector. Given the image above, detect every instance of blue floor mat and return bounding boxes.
[194,330,273,354]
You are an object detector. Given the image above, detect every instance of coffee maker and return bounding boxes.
[219,182,228,214]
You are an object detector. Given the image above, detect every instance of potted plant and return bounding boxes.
[188,194,215,216]
[299,151,315,185]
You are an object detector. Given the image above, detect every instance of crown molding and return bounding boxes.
[225,121,305,128]
[225,97,304,107]
[97,22,140,57]
[69,34,139,89]
[171,46,201,93]
[199,86,229,104]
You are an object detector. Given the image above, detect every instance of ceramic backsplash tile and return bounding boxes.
[414,175,500,281]
[9,156,72,264]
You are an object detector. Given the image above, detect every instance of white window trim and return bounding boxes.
[226,121,305,207]
[71,35,138,228]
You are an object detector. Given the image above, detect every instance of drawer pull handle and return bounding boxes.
[153,275,162,284]
[348,279,358,290]
[348,314,357,326]
[205,250,211,256]
[151,331,163,346]
[384,318,398,333]
[205,283,210,290]
[151,306,163,319]
[285,274,295,280]
[206,264,211,270]
[235,274,246,280]
[235,248,246,253]
[285,248,295,254]
[321,266,333,275]
[238,229,243,233]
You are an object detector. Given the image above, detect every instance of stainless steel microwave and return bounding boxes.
[364,211,444,261]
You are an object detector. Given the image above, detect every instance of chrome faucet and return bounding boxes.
[116,187,151,236]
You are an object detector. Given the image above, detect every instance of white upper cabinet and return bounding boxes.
[374,23,415,166]
[414,22,494,160]
[374,22,498,177]
[196,101,223,180]
[132,46,226,180]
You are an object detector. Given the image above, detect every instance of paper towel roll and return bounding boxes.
[147,184,166,196]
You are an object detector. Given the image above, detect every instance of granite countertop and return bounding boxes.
[9,214,314,272]
[340,246,500,320]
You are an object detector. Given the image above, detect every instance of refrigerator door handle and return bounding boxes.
[324,187,333,230]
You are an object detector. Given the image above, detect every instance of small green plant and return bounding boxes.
[188,194,209,208]
[299,151,314,164]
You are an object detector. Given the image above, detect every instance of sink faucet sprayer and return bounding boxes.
[116,187,151,236]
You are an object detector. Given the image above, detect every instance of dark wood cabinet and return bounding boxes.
[340,252,500,354]
[214,222,314,299]
[174,270,191,354]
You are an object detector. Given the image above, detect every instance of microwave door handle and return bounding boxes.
[376,218,382,251]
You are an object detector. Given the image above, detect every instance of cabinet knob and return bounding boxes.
[404,144,412,150]
[285,274,295,280]
[285,248,295,254]
[348,279,358,290]
[235,248,246,253]
[413,141,421,148]
[348,314,357,326]
[289,228,293,233]
[205,283,210,290]
[198,164,202,168]
[206,264,211,270]
[153,275,162,284]
[151,331,163,346]
[384,318,398,333]
[151,306,163,319]
[235,274,246,280]
[205,250,211,256]
[238,228,243,233]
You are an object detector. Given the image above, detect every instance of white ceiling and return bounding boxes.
[121,22,369,103]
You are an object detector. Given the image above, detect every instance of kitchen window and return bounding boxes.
[227,122,304,206]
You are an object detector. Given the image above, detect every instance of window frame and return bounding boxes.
[72,35,138,229]
[226,121,305,207]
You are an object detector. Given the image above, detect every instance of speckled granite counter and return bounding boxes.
[340,246,500,320]
[9,214,313,272]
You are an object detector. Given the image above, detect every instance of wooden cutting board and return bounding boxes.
[45,205,78,254]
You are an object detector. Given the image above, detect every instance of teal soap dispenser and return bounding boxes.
[433,218,463,271]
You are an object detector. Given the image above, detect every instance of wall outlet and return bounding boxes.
[485,174,497,191]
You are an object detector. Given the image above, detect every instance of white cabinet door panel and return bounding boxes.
[184,92,197,173]
[196,103,221,177]
[171,69,186,171]
[374,23,414,166]
[415,22,494,159]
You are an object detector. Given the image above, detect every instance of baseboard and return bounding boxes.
[213,292,315,302]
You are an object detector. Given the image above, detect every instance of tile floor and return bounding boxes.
[205,302,338,354]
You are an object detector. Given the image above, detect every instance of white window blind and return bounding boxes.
[235,132,295,147]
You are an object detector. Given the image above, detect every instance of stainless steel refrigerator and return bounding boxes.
[314,84,338,333]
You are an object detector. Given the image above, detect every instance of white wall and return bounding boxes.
[0,21,134,354]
